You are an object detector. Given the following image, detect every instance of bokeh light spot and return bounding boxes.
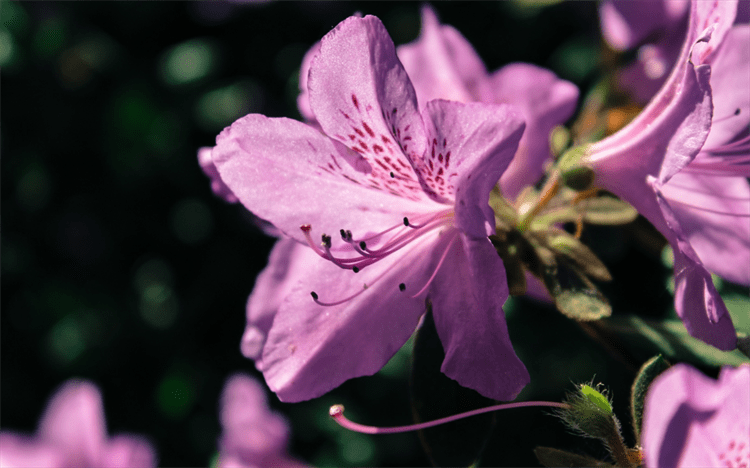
[338,431,376,465]
[157,372,196,419]
[194,81,262,131]
[46,315,85,366]
[161,38,215,86]
[170,198,213,244]
[133,257,178,329]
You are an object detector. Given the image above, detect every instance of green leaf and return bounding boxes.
[630,355,671,441]
[545,231,612,281]
[411,307,496,468]
[555,289,612,321]
[580,384,613,415]
[534,446,614,467]
[598,316,750,368]
[576,197,638,225]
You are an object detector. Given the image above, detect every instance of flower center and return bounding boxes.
[300,209,455,306]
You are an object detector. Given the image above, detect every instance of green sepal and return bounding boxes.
[557,145,594,191]
[576,196,638,225]
[534,446,614,468]
[544,230,612,281]
[411,306,496,468]
[630,355,671,441]
[581,384,613,415]
[558,382,620,441]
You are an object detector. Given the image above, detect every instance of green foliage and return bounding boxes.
[630,355,671,441]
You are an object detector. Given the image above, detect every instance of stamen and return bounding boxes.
[712,108,743,124]
[399,283,406,291]
[329,401,570,435]
[359,241,367,250]
[410,234,458,298]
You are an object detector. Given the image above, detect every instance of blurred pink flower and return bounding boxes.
[0,380,156,468]
[600,0,689,103]
[643,363,749,468]
[216,374,307,468]
[581,0,747,349]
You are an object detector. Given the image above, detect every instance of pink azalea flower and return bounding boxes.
[0,380,156,468]
[216,374,307,468]
[642,363,749,468]
[576,0,748,350]
[299,7,578,201]
[211,15,529,402]
[599,0,689,103]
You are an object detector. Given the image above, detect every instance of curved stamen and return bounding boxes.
[410,233,458,298]
[329,401,570,435]
[309,233,437,307]
[300,211,455,272]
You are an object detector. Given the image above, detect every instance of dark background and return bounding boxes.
[5,2,738,467]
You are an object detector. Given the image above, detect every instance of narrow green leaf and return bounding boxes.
[577,197,638,225]
[534,446,614,468]
[411,307,496,467]
[630,355,671,441]
[546,231,612,281]
[598,316,750,367]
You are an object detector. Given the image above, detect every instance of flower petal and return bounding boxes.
[296,41,321,123]
[703,25,750,149]
[430,236,529,401]
[487,63,579,199]
[654,186,737,350]
[213,114,441,246]
[420,100,525,238]
[219,374,289,462]
[242,238,314,368]
[308,15,428,184]
[642,364,749,468]
[100,436,157,468]
[599,0,689,51]
[0,434,65,468]
[37,380,108,467]
[259,231,446,402]
[396,6,488,106]
[662,171,750,285]
[198,146,238,203]
[589,58,712,186]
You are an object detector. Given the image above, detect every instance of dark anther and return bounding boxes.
[321,234,332,248]
[311,291,319,300]
[403,217,410,226]
[340,229,347,240]
[390,172,395,178]
[399,283,406,292]
[359,241,367,250]
[735,108,741,116]
[352,266,360,273]
[346,230,353,240]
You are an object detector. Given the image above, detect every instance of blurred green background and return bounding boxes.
[3,1,747,467]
